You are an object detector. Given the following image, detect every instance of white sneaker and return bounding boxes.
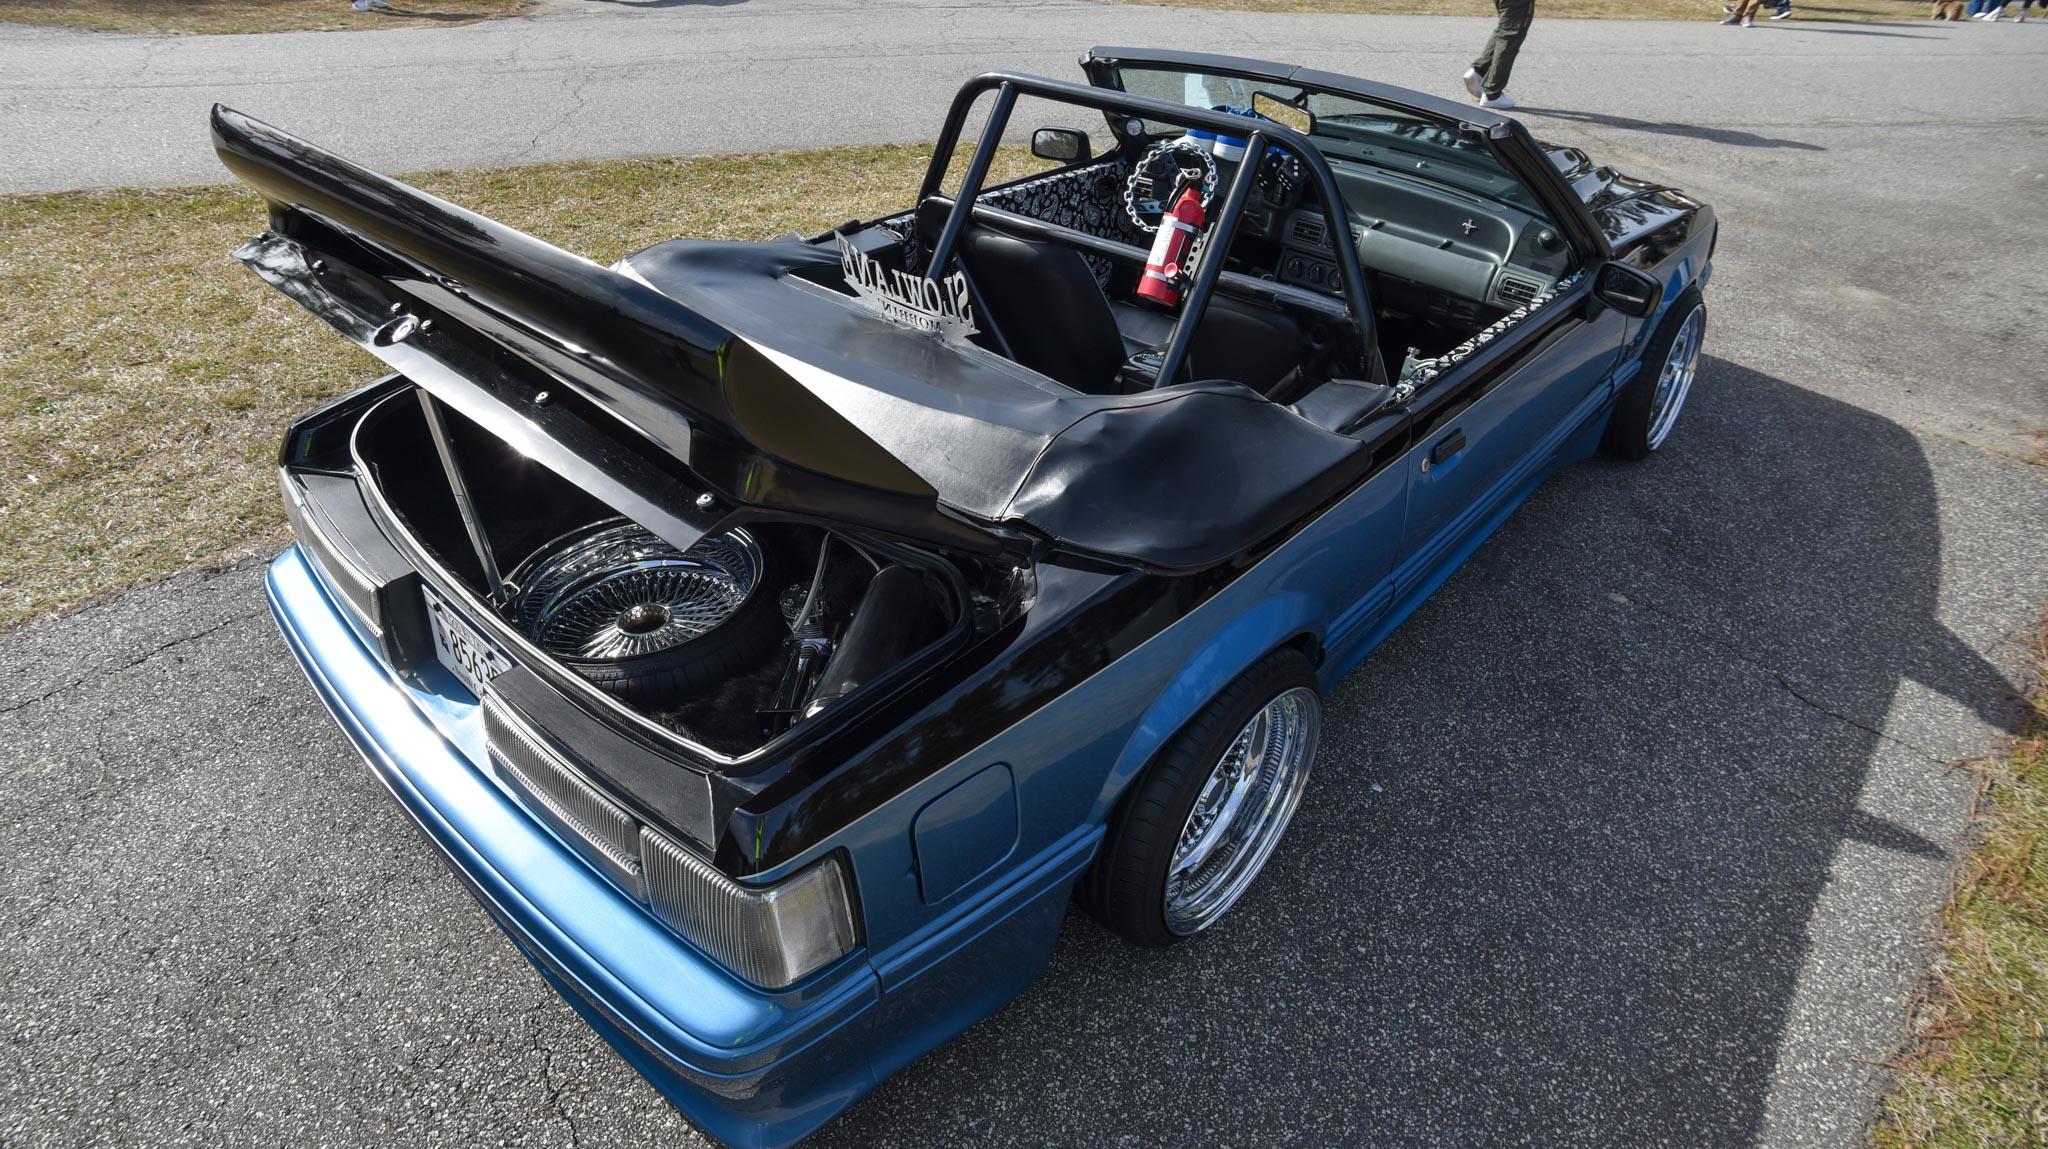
[1461,69,1485,100]
[1478,92,1517,109]
[1987,8,2002,16]
[1741,15,1754,23]
[1769,8,1792,16]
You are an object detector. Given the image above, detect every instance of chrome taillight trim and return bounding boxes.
[641,829,857,990]
[484,695,646,900]
[481,695,858,988]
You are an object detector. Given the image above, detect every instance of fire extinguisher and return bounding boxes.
[1137,183,1207,309]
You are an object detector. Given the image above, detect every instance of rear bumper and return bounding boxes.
[266,546,882,1149]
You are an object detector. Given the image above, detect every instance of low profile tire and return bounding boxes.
[1602,286,1705,461]
[1086,648,1322,947]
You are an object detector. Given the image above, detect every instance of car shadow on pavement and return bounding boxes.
[574,0,750,7]
[1771,24,1941,36]
[365,7,521,21]
[1517,108,1828,151]
[810,356,2026,1147]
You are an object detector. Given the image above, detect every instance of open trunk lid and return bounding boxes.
[213,104,1011,560]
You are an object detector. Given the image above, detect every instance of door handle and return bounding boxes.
[1430,430,1466,465]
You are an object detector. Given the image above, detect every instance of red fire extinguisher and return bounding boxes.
[1137,184,1207,309]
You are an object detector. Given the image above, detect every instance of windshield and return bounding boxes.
[1112,65,1541,214]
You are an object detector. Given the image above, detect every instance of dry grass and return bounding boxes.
[1876,613,2048,1149]
[0,144,1059,629]
[1103,0,1937,21]
[0,0,526,35]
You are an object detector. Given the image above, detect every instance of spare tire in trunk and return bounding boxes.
[507,520,781,707]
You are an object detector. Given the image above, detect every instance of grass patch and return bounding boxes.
[1876,613,2048,1148]
[0,0,526,35]
[0,144,1055,629]
[1100,0,1937,21]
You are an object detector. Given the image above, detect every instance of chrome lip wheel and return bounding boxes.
[1164,686,1320,936]
[1647,303,1705,450]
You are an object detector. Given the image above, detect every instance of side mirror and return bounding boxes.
[1030,127,1090,165]
[1594,262,1662,318]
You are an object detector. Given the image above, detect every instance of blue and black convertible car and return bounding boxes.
[224,46,1714,1148]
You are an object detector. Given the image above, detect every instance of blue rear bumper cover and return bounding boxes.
[266,547,1088,1148]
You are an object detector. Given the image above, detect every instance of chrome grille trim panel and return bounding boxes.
[483,695,646,901]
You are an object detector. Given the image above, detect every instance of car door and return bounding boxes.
[1395,274,1626,585]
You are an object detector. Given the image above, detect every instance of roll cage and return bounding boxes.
[917,71,1381,388]
[913,62,1613,396]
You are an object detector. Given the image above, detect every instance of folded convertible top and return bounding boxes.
[214,104,1374,572]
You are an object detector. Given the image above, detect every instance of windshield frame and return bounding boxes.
[1080,46,1611,262]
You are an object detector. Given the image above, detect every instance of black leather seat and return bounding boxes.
[958,224,1309,396]
[1110,297,1307,396]
[959,227,1127,394]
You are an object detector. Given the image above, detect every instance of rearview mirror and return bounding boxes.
[1594,262,1662,318]
[1030,128,1090,164]
[1252,91,1316,137]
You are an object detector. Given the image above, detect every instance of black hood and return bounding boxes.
[1539,139,1708,253]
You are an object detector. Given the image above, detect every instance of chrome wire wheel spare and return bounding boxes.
[510,522,762,663]
[1164,686,1321,936]
[1646,302,1704,451]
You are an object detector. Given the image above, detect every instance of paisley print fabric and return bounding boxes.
[980,161,1139,283]
[1398,270,1588,391]
[876,161,1139,284]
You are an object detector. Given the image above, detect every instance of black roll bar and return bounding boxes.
[1153,128,1263,389]
[927,199,1350,322]
[924,81,1018,285]
[918,71,1379,385]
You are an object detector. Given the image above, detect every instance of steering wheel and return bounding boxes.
[1122,140,1220,233]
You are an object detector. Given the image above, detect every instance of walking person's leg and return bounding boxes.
[1465,36,1495,100]
[1474,0,1534,103]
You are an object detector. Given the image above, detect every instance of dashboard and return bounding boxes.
[1240,153,1574,316]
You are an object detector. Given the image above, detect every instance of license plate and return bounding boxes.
[423,585,510,700]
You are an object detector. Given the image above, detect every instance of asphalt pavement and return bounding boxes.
[3,2,2047,1147]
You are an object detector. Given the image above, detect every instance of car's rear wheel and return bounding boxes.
[1603,287,1705,460]
[1086,649,1321,947]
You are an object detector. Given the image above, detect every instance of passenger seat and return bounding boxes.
[959,227,1128,394]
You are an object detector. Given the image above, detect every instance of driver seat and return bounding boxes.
[958,226,1128,394]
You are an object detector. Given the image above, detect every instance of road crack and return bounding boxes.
[1616,591,1952,765]
[510,70,592,165]
[527,1002,584,1149]
[0,609,265,718]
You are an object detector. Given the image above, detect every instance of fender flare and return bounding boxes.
[1087,591,1323,825]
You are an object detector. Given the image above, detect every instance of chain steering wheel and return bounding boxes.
[1122,140,1220,233]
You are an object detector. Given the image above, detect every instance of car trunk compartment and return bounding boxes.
[337,384,971,766]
